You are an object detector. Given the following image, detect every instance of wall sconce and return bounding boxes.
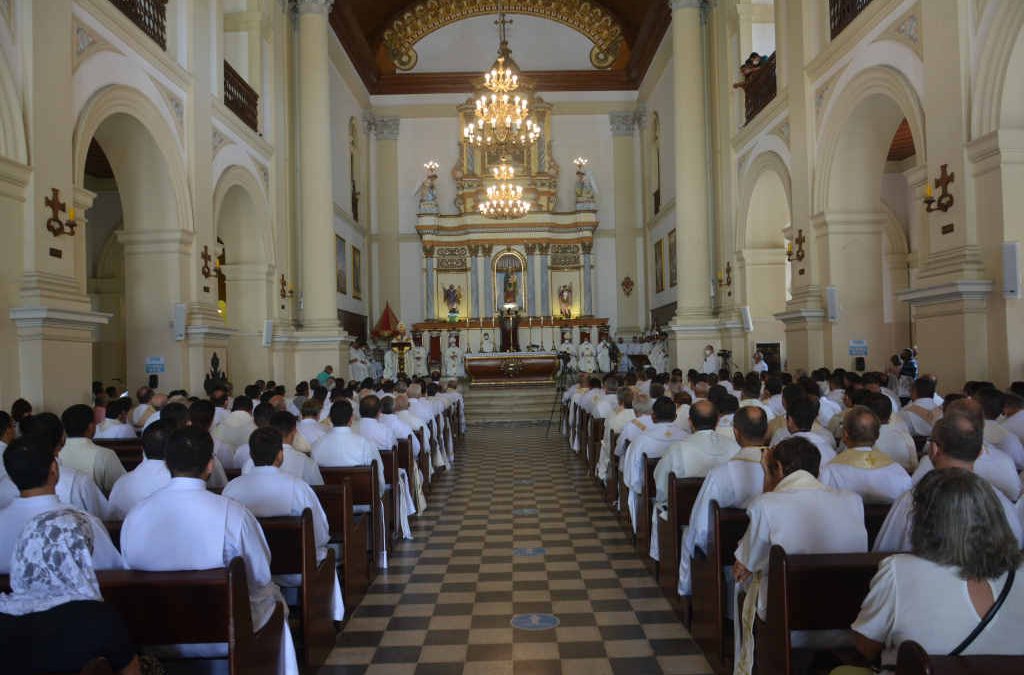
[786,229,806,262]
[717,261,733,287]
[44,188,78,237]
[200,245,213,279]
[279,274,295,300]
[621,276,635,297]
[923,163,955,213]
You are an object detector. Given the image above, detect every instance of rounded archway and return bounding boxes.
[213,167,274,385]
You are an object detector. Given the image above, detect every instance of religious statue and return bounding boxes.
[417,162,439,215]
[479,332,496,353]
[348,339,371,382]
[577,335,598,373]
[558,283,573,319]
[443,284,462,316]
[557,332,577,373]
[574,157,597,210]
[411,333,429,377]
[443,333,465,378]
[503,272,518,306]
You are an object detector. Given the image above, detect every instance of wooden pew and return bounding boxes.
[313,482,370,609]
[690,503,749,672]
[635,454,659,556]
[589,417,605,480]
[225,467,242,482]
[379,447,401,538]
[321,462,386,572]
[94,439,143,471]
[657,473,703,597]
[605,431,620,507]
[413,428,430,492]
[259,509,336,669]
[756,546,889,675]
[618,441,632,530]
[104,520,122,550]
[895,640,1024,675]
[864,503,890,550]
[2,558,285,675]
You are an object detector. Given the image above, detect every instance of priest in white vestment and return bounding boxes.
[120,428,298,675]
[769,395,837,464]
[443,334,465,378]
[213,397,258,452]
[615,395,654,459]
[410,336,429,377]
[733,437,868,673]
[976,387,1024,470]
[58,404,126,495]
[349,342,371,382]
[381,396,427,513]
[874,411,1023,552]
[396,394,433,477]
[0,436,124,574]
[898,378,942,437]
[239,412,323,485]
[94,399,138,440]
[577,336,598,373]
[409,385,448,471]
[355,395,414,539]
[223,427,343,621]
[596,336,613,373]
[999,392,1024,445]
[598,387,636,481]
[131,387,159,429]
[700,345,722,375]
[820,406,912,504]
[557,333,577,372]
[863,392,918,472]
[655,401,740,484]
[297,399,327,447]
[622,398,688,533]
[107,420,180,519]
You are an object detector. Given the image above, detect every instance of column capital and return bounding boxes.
[609,111,637,137]
[369,116,401,141]
[669,0,704,11]
[292,0,333,15]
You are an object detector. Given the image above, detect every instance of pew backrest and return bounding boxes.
[895,640,1024,675]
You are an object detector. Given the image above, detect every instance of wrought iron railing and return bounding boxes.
[743,52,777,125]
[224,61,259,133]
[830,0,875,40]
[110,0,167,50]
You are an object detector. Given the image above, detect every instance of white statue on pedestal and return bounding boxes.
[411,334,429,377]
[577,335,598,373]
[479,332,495,353]
[443,333,465,378]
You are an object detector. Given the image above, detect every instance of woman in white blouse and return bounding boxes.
[844,468,1024,673]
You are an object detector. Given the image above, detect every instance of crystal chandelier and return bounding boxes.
[479,162,531,219]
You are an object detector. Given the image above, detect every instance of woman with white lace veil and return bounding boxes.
[0,509,141,674]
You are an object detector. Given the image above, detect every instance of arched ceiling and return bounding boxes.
[331,0,670,94]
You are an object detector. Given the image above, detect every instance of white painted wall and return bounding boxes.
[549,113,615,222]
[396,117,462,234]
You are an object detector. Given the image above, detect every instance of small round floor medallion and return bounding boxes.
[512,508,538,516]
[510,613,560,631]
[513,547,546,557]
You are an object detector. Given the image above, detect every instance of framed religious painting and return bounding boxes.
[668,230,678,288]
[654,239,665,293]
[351,245,362,300]
[336,236,347,295]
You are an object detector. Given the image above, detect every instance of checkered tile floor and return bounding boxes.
[319,424,712,675]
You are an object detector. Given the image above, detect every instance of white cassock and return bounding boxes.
[213,411,258,452]
[701,353,722,375]
[131,403,156,429]
[106,457,227,519]
[598,408,636,481]
[558,341,577,372]
[480,336,496,353]
[213,406,230,429]
[596,341,612,373]
[222,466,343,621]
[297,418,327,447]
[240,444,324,486]
[349,346,370,382]
[650,342,670,374]
[769,429,837,465]
[0,495,124,574]
[214,437,238,471]
[1000,409,1024,446]
[751,360,768,374]
[60,437,127,495]
[873,481,1023,553]
[121,478,298,675]
[411,345,429,377]
[356,417,415,539]
[94,419,138,440]
[397,409,433,476]
[623,422,689,535]
[912,446,1021,501]
[615,415,653,458]
[312,427,389,567]
[443,345,465,378]
[738,399,775,422]
[382,349,398,381]
[677,447,764,595]
[876,424,918,472]
[817,396,844,429]
[765,395,785,419]
[577,341,598,373]
[819,447,912,504]
[426,395,454,464]
[984,420,1024,471]
[898,398,941,437]
[0,462,109,518]
[733,471,868,672]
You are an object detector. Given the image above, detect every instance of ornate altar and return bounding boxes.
[465,352,560,385]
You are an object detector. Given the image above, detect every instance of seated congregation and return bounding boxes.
[0,374,464,674]
[564,364,1024,674]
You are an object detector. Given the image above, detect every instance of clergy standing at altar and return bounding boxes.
[349,340,371,381]
[443,334,465,378]
[411,334,429,377]
[577,336,598,373]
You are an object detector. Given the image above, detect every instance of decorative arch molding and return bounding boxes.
[972,0,1024,137]
[382,0,626,71]
[880,202,909,256]
[736,148,792,253]
[813,65,926,214]
[212,142,268,201]
[73,84,194,234]
[0,48,26,164]
[212,164,277,270]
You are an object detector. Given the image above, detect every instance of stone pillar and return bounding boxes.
[470,246,481,317]
[611,111,642,333]
[668,0,717,369]
[372,117,402,314]
[483,245,494,316]
[539,244,551,315]
[423,247,435,318]
[293,0,350,378]
[525,244,538,315]
[582,242,594,316]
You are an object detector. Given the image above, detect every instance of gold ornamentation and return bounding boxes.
[382,0,625,72]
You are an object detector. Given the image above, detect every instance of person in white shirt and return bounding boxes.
[1001,392,1024,446]
[355,395,398,452]
[874,411,1023,553]
[131,387,160,430]
[312,400,385,496]
[94,398,138,440]
[190,400,236,472]
[852,469,1024,673]
[863,392,918,472]
[297,399,327,448]
[598,387,637,481]
[395,394,432,465]
[898,377,942,437]
[382,396,427,513]
[58,404,126,495]
[213,396,258,453]
[751,351,768,374]
[209,386,231,429]
[239,412,323,485]
[771,396,837,465]
[819,406,912,505]
[826,373,846,406]
[763,378,784,419]
[223,426,342,622]
[0,435,124,574]
[615,394,654,459]
[976,387,1024,470]
[623,397,689,534]
[733,437,868,672]
[107,420,177,519]
[701,345,722,375]
[656,400,741,486]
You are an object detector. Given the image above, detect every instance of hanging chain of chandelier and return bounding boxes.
[468,2,536,220]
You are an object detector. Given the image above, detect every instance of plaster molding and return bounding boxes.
[897,280,993,307]
[373,116,401,141]
[186,324,237,340]
[72,20,120,73]
[117,229,195,255]
[773,308,827,324]
[151,77,184,137]
[609,111,637,137]
[0,156,30,202]
[292,0,334,15]
[9,306,112,334]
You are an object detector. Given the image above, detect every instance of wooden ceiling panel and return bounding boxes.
[887,118,916,162]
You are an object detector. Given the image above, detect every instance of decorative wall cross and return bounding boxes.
[924,163,955,213]
[788,228,806,262]
[44,188,77,237]
[201,245,213,279]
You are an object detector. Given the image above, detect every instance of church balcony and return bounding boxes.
[223,60,259,134]
[830,0,876,40]
[743,52,777,126]
[109,0,167,50]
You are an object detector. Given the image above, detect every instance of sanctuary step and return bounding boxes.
[462,382,558,424]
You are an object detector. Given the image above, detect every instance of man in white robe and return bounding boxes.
[409,384,447,471]
[131,388,161,430]
[239,412,323,485]
[396,394,432,471]
[596,336,612,373]
[1000,392,1024,445]
[94,399,138,440]
[701,345,721,375]
[223,426,342,621]
[898,377,942,437]
[297,399,327,448]
[411,334,429,378]
[354,394,415,538]
[622,397,688,533]
[445,380,466,434]
[863,392,917,472]
[770,396,837,464]
[214,397,258,453]
[443,334,465,378]
[190,400,237,472]
[0,435,124,574]
[108,420,176,519]
[615,394,654,459]
[874,410,1023,552]
[382,396,427,513]
[737,377,774,421]
[598,387,636,482]
[349,342,371,382]
[575,336,598,374]
[976,387,1024,470]
[557,334,577,372]
[655,401,741,483]
[58,404,126,495]
[819,406,912,504]
[121,428,298,675]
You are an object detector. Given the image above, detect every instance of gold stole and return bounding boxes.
[829,447,895,469]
